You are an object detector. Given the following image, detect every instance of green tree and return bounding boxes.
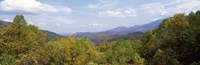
[38,36,100,65]
[97,40,145,65]
[150,49,180,65]
[0,15,46,64]
[142,11,200,64]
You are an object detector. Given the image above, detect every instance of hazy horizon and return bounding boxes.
[0,0,200,33]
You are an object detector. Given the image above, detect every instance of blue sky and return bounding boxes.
[0,0,200,34]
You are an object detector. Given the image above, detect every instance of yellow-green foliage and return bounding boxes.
[141,11,200,65]
[38,36,101,65]
[0,15,46,65]
[97,40,145,65]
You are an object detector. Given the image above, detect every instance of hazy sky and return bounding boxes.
[0,0,200,33]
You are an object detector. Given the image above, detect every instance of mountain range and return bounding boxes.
[73,19,163,37]
[72,19,164,43]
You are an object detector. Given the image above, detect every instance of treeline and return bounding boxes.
[0,11,200,65]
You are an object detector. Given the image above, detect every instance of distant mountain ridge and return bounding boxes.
[0,20,62,41]
[73,19,164,37]
[71,19,164,43]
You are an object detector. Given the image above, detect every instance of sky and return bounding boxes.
[0,0,200,34]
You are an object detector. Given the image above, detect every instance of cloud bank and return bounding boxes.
[98,8,136,18]
[97,0,200,18]
[0,0,71,14]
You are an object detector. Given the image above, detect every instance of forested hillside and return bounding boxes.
[0,20,62,41]
[0,11,200,65]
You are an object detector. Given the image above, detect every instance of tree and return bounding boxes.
[150,49,180,65]
[0,15,46,64]
[38,36,100,65]
[142,11,200,65]
[97,40,145,65]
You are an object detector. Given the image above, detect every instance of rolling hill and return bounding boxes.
[0,20,62,41]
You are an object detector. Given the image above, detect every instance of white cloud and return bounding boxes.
[0,0,71,14]
[97,3,164,18]
[139,3,165,14]
[3,19,10,21]
[88,23,103,26]
[76,23,110,32]
[56,23,61,26]
[173,0,200,12]
[160,0,200,16]
[98,8,136,18]
[77,23,110,32]
[87,0,118,10]
[88,23,109,27]
[97,0,200,18]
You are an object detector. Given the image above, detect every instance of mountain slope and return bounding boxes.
[0,20,10,28]
[104,19,163,35]
[74,19,164,37]
[42,30,63,41]
[72,19,164,43]
[0,20,62,41]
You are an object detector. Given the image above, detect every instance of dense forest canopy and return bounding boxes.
[0,11,200,65]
